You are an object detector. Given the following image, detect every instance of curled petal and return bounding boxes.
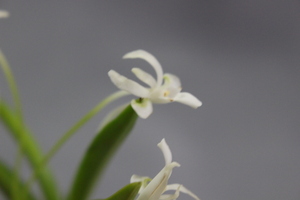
[123,50,164,87]
[132,68,156,88]
[131,98,153,119]
[165,184,200,200]
[157,138,172,165]
[0,10,9,18]
[108,70,150,98]
[173,92,202,108]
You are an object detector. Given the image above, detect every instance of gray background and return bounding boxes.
[1,1,300,200]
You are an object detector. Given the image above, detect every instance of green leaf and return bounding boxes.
[0,101,60,200]
[97,182,141,200]
[0,160,37,200]
[67,104,138,200]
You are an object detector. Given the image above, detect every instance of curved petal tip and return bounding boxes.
[157,138,173,165]
[174,92,202,108]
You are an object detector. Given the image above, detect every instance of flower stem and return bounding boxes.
[25,90,129,187]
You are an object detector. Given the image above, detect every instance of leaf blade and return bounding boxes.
[0,101,60,200]
[0,160,37,200]
[100,182,141,200]
[67,104,138,200]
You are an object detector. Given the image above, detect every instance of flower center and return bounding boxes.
[135,98,144,103]
[163,91,170,97]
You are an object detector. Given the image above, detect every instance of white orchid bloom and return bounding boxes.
[131,139,200,200]
[0,10,9,18]
[108,50,202,118]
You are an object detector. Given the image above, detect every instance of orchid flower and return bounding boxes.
[108,50,202,118]
[0,10,9,18]
[130,139,200,200]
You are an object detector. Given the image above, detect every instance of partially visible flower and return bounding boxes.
[130,138,200,200]
[0,10,9,18]
[108,50,202,118]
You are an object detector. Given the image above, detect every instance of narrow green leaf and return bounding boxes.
[0,49,23,121]
[67,104,138,200]
[0,49,26,200]
[0,160,36,200]
[96,182,141,200]
[0,101,60,200]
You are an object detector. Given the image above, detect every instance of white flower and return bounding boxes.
[0,10,9,18]
[130,138,200,200]
[108,50,202,119]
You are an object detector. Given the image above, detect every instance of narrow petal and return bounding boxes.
[108,70,150,97]
[136,169,168,200]
[132,68,156,88]
[123,50,164,87]
[173,92,202,108]
[165,184,200,200]
[131,98,153,119]
[0,10,9,18]
[159,185,181,200]
[157,139,172,165]
[137,163,180,200]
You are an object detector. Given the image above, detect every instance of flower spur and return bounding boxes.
[108,50,202,119]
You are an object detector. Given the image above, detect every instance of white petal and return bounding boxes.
[163,73,181,89]
[108,70,150,98]
[136,169,168,200]
[123,50,164,87]
[157,138,172,165]
[131,98,153,119]
[173,92,202,108]
[159,185,181,200]
[0,10,9,18]
[132,68,156,88]
[165,184,200,200]
[137,162,180,200]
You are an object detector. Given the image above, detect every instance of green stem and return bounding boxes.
[26,90,128,187]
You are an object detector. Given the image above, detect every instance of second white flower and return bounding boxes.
[108,50,202,119]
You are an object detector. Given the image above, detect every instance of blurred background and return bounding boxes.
[0,1,300,200]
